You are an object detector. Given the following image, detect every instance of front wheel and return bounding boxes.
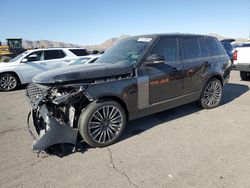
[0,73,18,91]
[199,78,223,109]
[78,100,126,147]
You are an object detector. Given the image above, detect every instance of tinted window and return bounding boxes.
[221,42,233,52]
[182,37,200,59]
[241,43,250,47]
[151,37,178,62]
[69,49,89,56]
[27,51,44,61]
[199,37,209,57]
[44,50,65,60]
[205,37,225,56]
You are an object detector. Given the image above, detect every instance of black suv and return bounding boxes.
[220,39,235,61]
[26,34,231,151]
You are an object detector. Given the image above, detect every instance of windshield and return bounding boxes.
[9,51,29,62]
[95,37,154,66]
[71,58,91,65]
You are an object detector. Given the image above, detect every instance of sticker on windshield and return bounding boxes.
[137,38,152,42]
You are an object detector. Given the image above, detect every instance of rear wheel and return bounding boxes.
[78,100,126,147]
[0,73,18,91]
[199,78,223,109]
[240,71,250,81]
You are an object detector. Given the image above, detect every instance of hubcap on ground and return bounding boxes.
[88,105,123,144]
[204,80,222,107]
[0,75,17,90]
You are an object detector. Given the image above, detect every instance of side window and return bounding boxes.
[205,37,226,56]
[182,37,200,59]
[26,51,44,62]
[199,37,209,58]
[151,37,178,62]
[59,50,66,58]
[44,50,65,60]
[69,49,89,56]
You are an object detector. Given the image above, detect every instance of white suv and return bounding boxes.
[232,44,250,80]
[0,48,88,91]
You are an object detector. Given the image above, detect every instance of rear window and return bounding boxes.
[69,49,89,56]
[44,50,65,60]
[199,37,209,58]
[221,42,233,51]
[182,37,200,59]
[205,37,226,56]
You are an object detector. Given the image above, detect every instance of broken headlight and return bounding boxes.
[49,84,88,105]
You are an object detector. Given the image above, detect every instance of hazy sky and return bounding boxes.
[0,0,249,45]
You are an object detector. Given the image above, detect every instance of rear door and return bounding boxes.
[43,50,69,70]
[181,37,209,94]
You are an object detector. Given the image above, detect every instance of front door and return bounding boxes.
[139,37,184,106]
[19,50,48,83]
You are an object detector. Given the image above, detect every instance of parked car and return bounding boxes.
[237,43,250,47]
[0,48,88,91]
[26,34,231,151]
[69,54,101,66]
[220,39,235,61]
[232,45,250,80]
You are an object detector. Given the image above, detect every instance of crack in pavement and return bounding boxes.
[106,147,139,188]
[0,127,25,135]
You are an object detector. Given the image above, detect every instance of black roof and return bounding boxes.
[126,33,216,39]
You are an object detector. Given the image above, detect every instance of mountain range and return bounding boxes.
[21,33,249,50]
[22,35,130,50]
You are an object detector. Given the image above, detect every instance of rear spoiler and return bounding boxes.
[220,39,235,43]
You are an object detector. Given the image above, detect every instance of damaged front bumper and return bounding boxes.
[27,104,78,152]
[25,83,88,153]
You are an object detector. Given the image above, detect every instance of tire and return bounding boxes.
[199,78,223,109]
[240,71,250,81]
[0,73,18,91]
[78,100,126,147]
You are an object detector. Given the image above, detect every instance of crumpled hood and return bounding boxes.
[33,63,134,85]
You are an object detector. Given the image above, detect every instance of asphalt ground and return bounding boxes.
[0,71,250,188]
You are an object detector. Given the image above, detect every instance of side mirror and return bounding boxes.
[21,58,28,63]
[145,54,165,65]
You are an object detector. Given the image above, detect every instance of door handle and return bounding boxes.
[40,62,47,65]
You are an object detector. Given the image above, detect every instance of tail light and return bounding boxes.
[233,50,238,61]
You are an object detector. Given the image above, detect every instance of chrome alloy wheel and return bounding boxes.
[0,74,17,91]
[203,80,222,108]
[88,105,123,144]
